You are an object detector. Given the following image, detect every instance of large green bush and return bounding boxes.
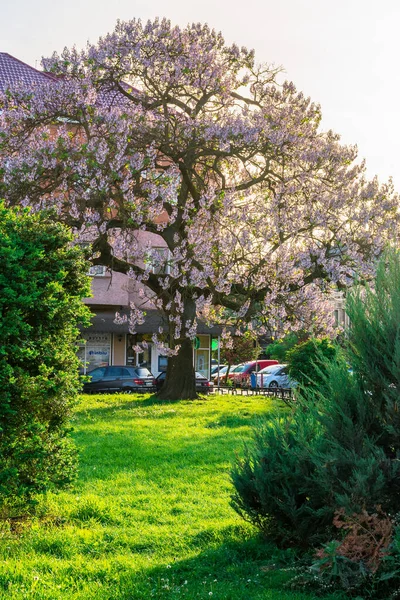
[231,250,400,548]
[286,336,339,387]
[264,332,302,363]
[0,203,91,514]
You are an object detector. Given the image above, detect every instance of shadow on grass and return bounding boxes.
[205,413,256,429]
[76,392,176,412]
[113,527,316,600]
[75,392,281,421]
[75,392,220,420]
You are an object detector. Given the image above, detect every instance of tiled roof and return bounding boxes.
[0,52,57,93]
[0,52,134,110]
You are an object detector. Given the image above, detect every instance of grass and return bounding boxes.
[0,393,342,600]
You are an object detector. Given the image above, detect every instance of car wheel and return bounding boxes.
[269,381,279,389]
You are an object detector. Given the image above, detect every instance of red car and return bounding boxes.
[218,360,279,387]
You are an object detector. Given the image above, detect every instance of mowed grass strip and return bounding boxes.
[0,393,341,600]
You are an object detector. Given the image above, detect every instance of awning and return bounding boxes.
[83,308,223,335]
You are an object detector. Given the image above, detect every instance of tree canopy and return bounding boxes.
[218,332,261,368]
[1,18,398,398]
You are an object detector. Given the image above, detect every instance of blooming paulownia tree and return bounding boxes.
[0,18,399,399]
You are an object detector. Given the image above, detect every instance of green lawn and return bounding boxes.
[0,393,341,600]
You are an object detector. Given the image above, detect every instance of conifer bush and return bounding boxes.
[231,249,400,548]
[0,204,91,514]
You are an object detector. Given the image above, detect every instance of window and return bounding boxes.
[107,367,123,377]
[88,264,107,277]
[126,334,153,369]
[89,367,107,380]
[194,334,210,379]
[77,242,108,277]
[158,356,168,372]
[77,333,111,373]
[135,367,153,377]
[121,368,134,377]
[145,247,171,274]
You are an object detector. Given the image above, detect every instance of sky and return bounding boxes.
[2,0,399,188]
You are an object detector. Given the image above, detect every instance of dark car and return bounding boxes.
[82,365,156,393]
[155,371,214,394]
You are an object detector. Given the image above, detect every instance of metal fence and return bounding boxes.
[213,385,293,402]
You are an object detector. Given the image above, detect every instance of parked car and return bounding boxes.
[210,364,227,376]
[83,365,156,393]
[219,360,279,387]
[256,364,297,389]
[212,365,237,384]
[155,371,214,394]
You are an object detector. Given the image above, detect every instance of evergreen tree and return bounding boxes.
[231,250,400,547]
[0,203,91,514]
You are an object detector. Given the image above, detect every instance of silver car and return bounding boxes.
[256,364,296,389]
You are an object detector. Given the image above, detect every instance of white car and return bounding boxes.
[211,364,227,376]
[256,364,296,389]
[213,365,237,384]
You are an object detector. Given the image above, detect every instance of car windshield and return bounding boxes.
[232,364,247,373]
[211,364,226,374]
[259,364,283,375]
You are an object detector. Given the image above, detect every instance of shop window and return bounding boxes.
[77,333,111,374]
[145,247,171,274]
[127,333,152,370]
[88,264,107,276]
[194,335,210,379]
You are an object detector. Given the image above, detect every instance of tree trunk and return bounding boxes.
[157,337,197,400]
[157,297,198,400]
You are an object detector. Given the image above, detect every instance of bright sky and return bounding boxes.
[2,0,399,188]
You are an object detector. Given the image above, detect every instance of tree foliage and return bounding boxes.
[1,18,399,398]
[231,250,400,548]
[264,332,303,363]
[218,331,261,367]
[0,203,91,513]
[286,337,339,386]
